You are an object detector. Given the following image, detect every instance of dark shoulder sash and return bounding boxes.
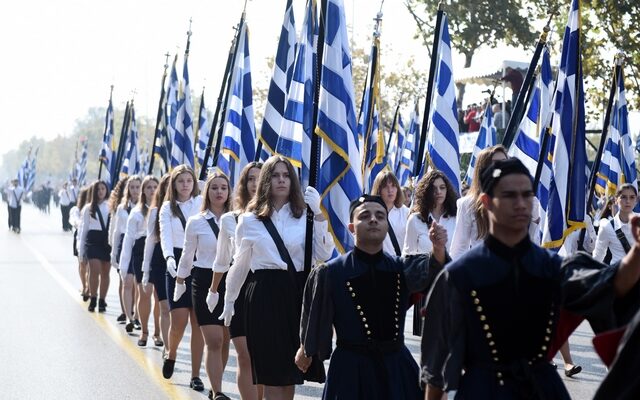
[261,217,296,274]
[206,217,220,239]
[610,219,631,253]
[387,225,402,256]
[96,207,108,231]
[174,205,187,230]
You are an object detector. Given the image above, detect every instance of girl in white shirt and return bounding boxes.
[593,184,638,264]
[108,177,129,323]
[173,172,231,400]
[220,156,334,399]
[70,187,89,301]
[159,165,205,392]
[371,170,410,257]
[141,174,172,353]
[111,176,142,331]
[209,161,263,400]
[119,176,158,345]
[450,145,508,259]
[78,180,111,312]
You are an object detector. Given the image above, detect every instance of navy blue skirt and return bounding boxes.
[150,242,167,301]
[165,247,193,310]
[86,230,111,262]
[126,236,145,283]
[192,267,222,326]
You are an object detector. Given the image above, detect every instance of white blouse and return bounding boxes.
[224,204,335,304]
[141,208,159,274]
[212,211,239,273]
[593,213,636,264]
[159,196,203,259]
[69,206,81,229]
[78,201,109,258]
[402,212,457,256]
[558,215,596,257]
[118,206,148,271]
[110,202,133,263]
[176,211,222,278]
[449,196,480,259]
[382,205,410,256]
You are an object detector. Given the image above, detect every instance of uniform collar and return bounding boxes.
[485,234,531,260]
[354,246,385,264]
[177,196,195,206]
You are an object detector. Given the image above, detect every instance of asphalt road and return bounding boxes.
[0,204,606,399]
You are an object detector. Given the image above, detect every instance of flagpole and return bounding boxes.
[148,53,171,175]
[413,2,444,177]
[98,85,114,181]
[501,22,551,148]
[209,14,246,175]
[113,101,131,184]
[195,86,205,175]
[385,99,402,165]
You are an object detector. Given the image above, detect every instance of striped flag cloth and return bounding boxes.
[218,23,256,186]
[196,93,211,171]
[276,0,318,187]
[396,104,419,187]
[121,106,140,176]
[259,0,296,161]
[99,94,115,186]
[542,0,587,248]
[171,51,195,169]
[509,46,554,176]
[77,139,88,185]
[17,150,30,189]
[426,15,461,194]
[26,147,38,192]
[316,0,362,253]
[465,102,496,185]
[166,55,181,168]
[388,112,405,174]
[154,85,172,175]
[139,148,149,178]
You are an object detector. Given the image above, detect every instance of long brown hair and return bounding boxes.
[77,186,90,210]
[108,177,128,214]
[412,170,458,220]
[201,172,232,213]
[89,180,110,218]
[234,161,263,212]
[166,165,199,217]
[247,156,305,220]
[371,170,405,208]
[138,175,159,218]
[470,145,508,239]
[152,174,171,239]
[119,175,142,209]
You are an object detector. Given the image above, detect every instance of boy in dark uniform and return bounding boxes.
[296,195,448,399]
[422,158,640,400]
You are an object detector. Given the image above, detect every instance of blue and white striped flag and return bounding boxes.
[17,149,30,189]
[542,0,587,248]
[76,139,88,185]
[509,46,554,176]
[196,92,211,171]
[166,55,181,169]
[317,0,362,253]
[396,104,419,187]
[139,148,149,179]
[426,15,460,194]
[276,0,318,187]
[259,0,296,161]
[121,106,140,176]
[26,147,38,192]
[465,102,496,185]
[171,50,195,169]
[218,23,256,186]
[388,111,404,174]
[99,94,115,186]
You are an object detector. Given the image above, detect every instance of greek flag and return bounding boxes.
[77,139,88,185]
[154,88,171,175]
[99,94,115,186]
[17,150,30,189]
[388,111,404,174]
[465,102,496,185]
[317,0,362,253]
[542,0,587,248]
[219,23,256,186]
[121,106,140,176]
[509,46,553,176]
[26,147,38,192]
[396,104,419,187]
[259,0,296,161]
[166,55,181,168]
[426,15,460,194]
[536,131,554,241]
[139,148,149,178]
[171,52,195,168]
[276,0,318,187]
[196,93,211,171]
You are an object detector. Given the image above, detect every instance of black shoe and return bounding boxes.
[116,313,126,323]
[565,365,582,377]
[213,392,231,400]
[125,321,134,333]
[98,299,107,313]
[133,319,142,330]
[88,297,97,312]
[153,335,164,347]
[162,359,175,379]
[190,377,205,392]
[81,292,90,302]
[138,333,148,347]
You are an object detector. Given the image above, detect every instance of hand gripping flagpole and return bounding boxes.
[148,53,171,175]
[413,2,444,177]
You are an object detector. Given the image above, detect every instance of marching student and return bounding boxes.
[108,178,129,322]
[58,181,74,231]
[5,178,25,233]
[173,172,232,400]
[141,174,172,353]
[159,165,205,393]
[594,183,639,265]
[111,176,142,331]
[70,187,90,301]
[219,156,334,400]
[209,161,263,400]
[119,176,158,345]
[77,180,111,312]
[371,170,410,257]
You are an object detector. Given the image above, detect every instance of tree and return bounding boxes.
[405,0,537,107]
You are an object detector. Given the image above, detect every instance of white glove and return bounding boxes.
[142,271,150,287]
[304,186,322,215]
[219,301,235,326]
[173,281,186,302]
[166,258,177,278]
[206,291,219,313]
[220,214,237,237]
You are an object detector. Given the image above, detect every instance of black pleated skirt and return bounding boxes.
[150,242,167,300]
[229,272,249,339]
[86,230,111,262]
[72,229,78,257]
[245,269,324,386]
[126,236,145,283]
[192,267,225,326]
[165,247,192,310]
